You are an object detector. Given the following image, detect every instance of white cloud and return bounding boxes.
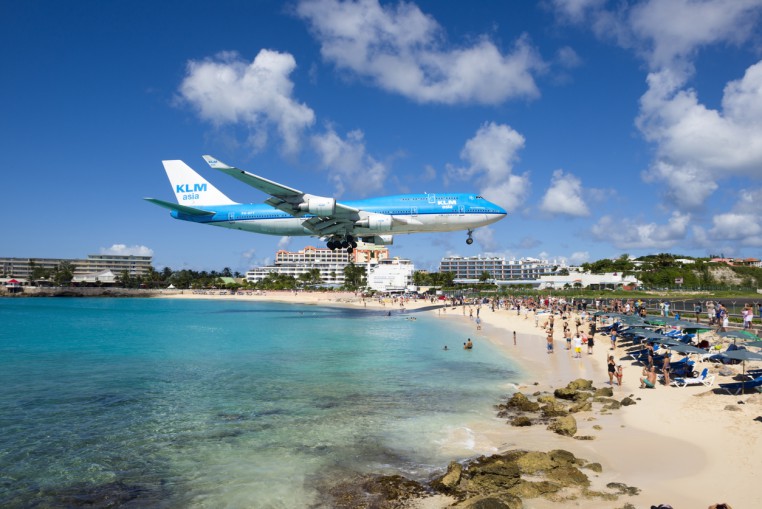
[591,212,691,250]
[568,251,590,265]
[100,244,154,256]
[628,0,762,72]
[448,122,530,211]
[277,237,292,249]
[539,169,590,216]
[311,127,387,196]
[552,0,762,73]
[179,50,315,154]
[473,226,499,252]
[638,62,762,209]
[553,0,762,212]
[296,0,544,104]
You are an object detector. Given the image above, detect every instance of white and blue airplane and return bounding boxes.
[145,156,507,252]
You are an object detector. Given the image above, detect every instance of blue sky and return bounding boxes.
[2,0,762,272]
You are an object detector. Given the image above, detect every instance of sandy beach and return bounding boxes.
[159,290,761,508]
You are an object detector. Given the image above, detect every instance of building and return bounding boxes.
[246,245,390,286]
[440,255,562,283]
[366,258,415,292]
[534,272,641,290]
[0,254,153,279]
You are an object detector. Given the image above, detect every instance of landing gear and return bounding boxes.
[326,236,357,253]
[466,229,474,245]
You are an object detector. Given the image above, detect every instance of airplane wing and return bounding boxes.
[144,198,215,216]
[202,155,361,234]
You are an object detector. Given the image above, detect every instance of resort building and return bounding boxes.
[0,254,153,279]
[534,271,641,290]
[366,258,415,293]
[246,244,391,287]
[439,255,563,283]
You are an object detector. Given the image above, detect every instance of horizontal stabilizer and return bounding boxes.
[144,198,215,216]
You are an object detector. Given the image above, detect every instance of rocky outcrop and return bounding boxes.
[547,415,578,436]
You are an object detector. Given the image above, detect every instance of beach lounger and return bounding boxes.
[671,368,714,388]
[718,375,762,395]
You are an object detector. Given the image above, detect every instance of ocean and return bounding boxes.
[0,297,519,508]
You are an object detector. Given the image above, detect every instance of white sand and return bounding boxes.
[159,290,760,508]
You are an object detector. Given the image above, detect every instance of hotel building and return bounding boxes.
[439,255,561,282]
[0,254,153,279]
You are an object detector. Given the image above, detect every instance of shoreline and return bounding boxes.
[105,291,762,506]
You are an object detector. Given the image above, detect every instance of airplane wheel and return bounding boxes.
[341,240,349,249]
[347,247,354,254]
[350,239,357,248]
[466,238,474,245]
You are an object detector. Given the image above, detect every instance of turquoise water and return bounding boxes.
[0,298,518,508]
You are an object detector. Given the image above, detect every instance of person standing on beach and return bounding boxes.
[615,365,623,386]
[573,333,582,358]
[608,356,616,385]
[610,328,617,350]
[546,331,554,354]
[661,351,671,386]
[585,331,594,354]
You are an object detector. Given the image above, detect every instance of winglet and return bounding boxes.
[202,155,232,170]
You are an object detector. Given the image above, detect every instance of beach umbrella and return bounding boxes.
[717,330,760,341]
[619,315,648,326]
[667,343,707,355]
[717,329,760,346]
[744,340,762,349]
[718,349,762,387]
[626,328,668,339]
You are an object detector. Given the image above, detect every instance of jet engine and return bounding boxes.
[354,213,392,231]
[297,195,336,216]
[360,235,394,245]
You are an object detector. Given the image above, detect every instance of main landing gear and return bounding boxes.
[327,235,357,253]
[466,229,474,245]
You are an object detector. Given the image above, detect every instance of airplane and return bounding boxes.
[145,156,507,253]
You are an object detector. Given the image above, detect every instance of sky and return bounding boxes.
[2,0,762,273]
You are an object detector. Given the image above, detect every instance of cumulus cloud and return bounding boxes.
[568,251,590,265]
[473,226,500,252]
[591,211,691,250]
[277,237,292,249]
[311,127,387,196]
[638,62,762,208]
[539,169,590,216]
[552,0,762,73]
[100,244,154,256]
[296,0,545,104]
[552,0,762,213]
[448,122,530,211]
[178,50,315,154]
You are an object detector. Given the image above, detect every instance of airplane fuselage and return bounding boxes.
[170,192,505,237]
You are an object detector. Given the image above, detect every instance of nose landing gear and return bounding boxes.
[466,229,474,245]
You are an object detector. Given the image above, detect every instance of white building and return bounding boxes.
[72,269,118,285]
[440,255,563,282]
[366,258,415,292]
[535,272,641,290]
[246,245,390,286]
[0,254,152,279]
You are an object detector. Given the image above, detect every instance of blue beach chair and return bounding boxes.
[718,375,762,395]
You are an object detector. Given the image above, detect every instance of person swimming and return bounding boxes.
[464,338,473,350]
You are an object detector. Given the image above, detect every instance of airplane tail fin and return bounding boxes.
[162,160,238,206]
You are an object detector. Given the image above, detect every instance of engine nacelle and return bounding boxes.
[298,195,336,216]
[360,235,394,245]
[355,213,392,231]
